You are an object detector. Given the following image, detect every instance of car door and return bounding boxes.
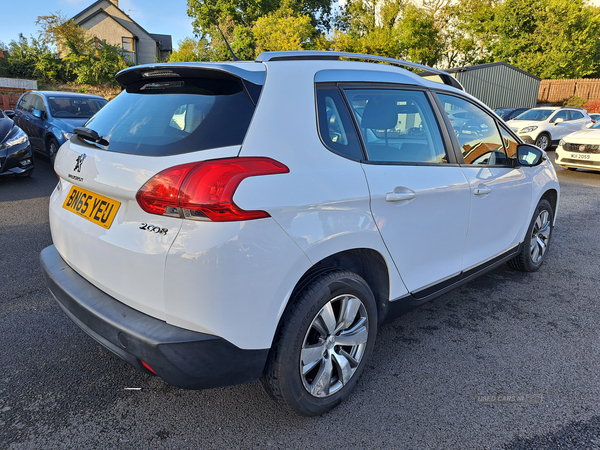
[568,110,587,133]
[436,93,533,271]
[549,109,571,141]
[28,94,47,152]
[13,93,33,139]
[342,86,472,295]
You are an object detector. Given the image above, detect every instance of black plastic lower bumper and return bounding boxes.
[40,245,269,389]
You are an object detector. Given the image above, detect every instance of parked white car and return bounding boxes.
[555,121,600,171]
[507,107,592,150]
[41,51,560,416]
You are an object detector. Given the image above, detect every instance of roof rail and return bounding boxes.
[256,51,464,91]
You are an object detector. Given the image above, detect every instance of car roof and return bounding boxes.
[33,91,107,100]
[115,50,464,92]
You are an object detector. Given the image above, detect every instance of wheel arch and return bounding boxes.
[285,248,391,328]
[540,188,558,221]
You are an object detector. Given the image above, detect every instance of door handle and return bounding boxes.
[474,185,491,196]
[25,116,31,121]
[386,190,416,203]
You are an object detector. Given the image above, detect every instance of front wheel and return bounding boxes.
[508,199,554,272]
[535,133,551,151]
[47,137,59,164]
[261,270,377,416]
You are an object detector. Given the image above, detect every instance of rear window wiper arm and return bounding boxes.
[73,127,109,146]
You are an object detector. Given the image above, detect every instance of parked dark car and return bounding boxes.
[12,91,107,162]
[0,109,34,177]
[495,107,530,121]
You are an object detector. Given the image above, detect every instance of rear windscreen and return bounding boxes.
[83,77,259,156]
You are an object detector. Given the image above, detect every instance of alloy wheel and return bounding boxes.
[300,294,369,398]
[530,209,551,263]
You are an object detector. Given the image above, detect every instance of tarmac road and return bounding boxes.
[2,154,600,449]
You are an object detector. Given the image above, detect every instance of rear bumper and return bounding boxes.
[40,245,269,389]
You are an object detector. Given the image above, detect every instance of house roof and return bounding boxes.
[77,9,135,37]
[150,34,172,52]
[444,62,541,81]
[72,0,168,46]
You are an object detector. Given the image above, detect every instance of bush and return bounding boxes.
[562,95,587,107]
[583,99,600,113]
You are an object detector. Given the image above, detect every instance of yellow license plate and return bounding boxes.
[62,186,121,229]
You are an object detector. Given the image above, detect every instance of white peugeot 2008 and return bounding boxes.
[41,51,559,416]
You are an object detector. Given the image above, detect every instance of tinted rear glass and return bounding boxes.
[84,77,258,156]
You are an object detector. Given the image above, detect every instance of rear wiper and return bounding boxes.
[73,127,109,146]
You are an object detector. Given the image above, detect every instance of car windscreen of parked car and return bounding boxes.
[513,109,554,121]
[83,77,259,156]
[48,96,107,119]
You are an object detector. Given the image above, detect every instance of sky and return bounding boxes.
[0,0,195,51]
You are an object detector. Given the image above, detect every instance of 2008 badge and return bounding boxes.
[140,223,168,235]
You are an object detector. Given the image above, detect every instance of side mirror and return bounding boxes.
[587,122,594,128]
[4,110,15,119]
[516,143,545,167]
[554,117,564,124]
[32,109,43,119]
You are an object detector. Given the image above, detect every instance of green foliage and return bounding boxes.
[63,39,131,85]
[330,0,443,66]
[253,2,315,53]
[169,37,215,62]
[486,0,600,78]
[0,34,66,82]
[442,0,497,67]
[186,0,334,38]
[172,0,318,61]
[0,13,130,86]
[562,96,586,107]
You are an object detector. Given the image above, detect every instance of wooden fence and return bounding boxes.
[0,94,21,110]
[538,79,600,104]
[0,78,37,110]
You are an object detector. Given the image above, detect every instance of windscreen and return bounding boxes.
[48,96,107,118]
[513,109,553,121]
[83,77,258,156]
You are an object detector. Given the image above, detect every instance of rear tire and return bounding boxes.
[261,270,377,416]
[508,199,553,272]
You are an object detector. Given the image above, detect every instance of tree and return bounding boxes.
[0,34,64,82]
[185,0,333,61]
[169,37,215,62]
[330,0,443,66]
[187,0,334,36]
[488,0,600,78]
[173,0,319,61]
[253,2,315,53]
[440,0,497,68]
[35,12,131,85]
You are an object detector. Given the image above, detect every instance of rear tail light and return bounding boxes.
[136,157,289,222]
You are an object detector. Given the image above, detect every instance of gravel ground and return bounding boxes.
[2,154,600,449]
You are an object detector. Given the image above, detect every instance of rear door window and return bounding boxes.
[84,77,260,156]
[342,88,447,164]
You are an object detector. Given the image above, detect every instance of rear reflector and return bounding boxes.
[136,157,289,222]
[141,360,158,375]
